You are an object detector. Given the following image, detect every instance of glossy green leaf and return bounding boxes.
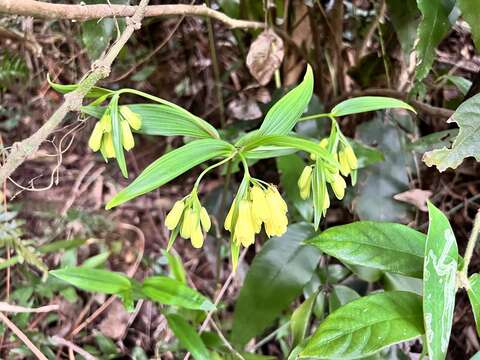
[106,139,234,209]
[142,276,214,311]
[458,0,480,49]
[330,96,415,117]
[259,65,313,135]
[50,267,131,294]
[467,273,480,336]
[423,201,458,360]
[415,0,455,81]
[383,272,422,296]
[166,314,210,360]
[423,93,480,171]
[82,104,219,139]
[300,291,424,359]
[231,223,321,346]
[47,75,111,98]
[290,293,316,348]
[328,285,360,312]
[306,221,426,277]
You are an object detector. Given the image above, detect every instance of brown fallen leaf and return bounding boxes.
[393,189,433,212]
[98,300,130,339]
[246,29,284,86]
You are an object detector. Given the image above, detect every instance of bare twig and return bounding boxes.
[0,302,59,313]
[0,312,48,360]
[51,336,96,360]
[0,0,150,185]
[0,1,264,29]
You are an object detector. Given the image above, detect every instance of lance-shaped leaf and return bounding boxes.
[110,96,129,178]
[300,291,424,359]
[290,293,316,348]
[259,65,313,135]
[50,267,131,294]
[423,201,458,360]
[330,96,415,117]
[82,103,219,139]
[166,314,210,360]
[415,0,455,81]
[47,74,112,98]
[106,139,234,209]
[306,221,426,278]
[423,93,480,171]
[141,276,215,311]
[467,273,480,336]
[457,0,480,50]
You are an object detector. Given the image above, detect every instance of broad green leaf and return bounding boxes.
[440,74,472,95]
[423,201,458,360]
[383,272,423,296]
[141,276,214,311]
[276,154,313,222]
[290,293,316,348]
[350,140,384,168]
[231,223,321,346]
[259,65,313,135]
[407,129,458,153]
[300,291,424,359]
[166,314,210,360]
[47,75,111,98]
[244,146,297,159]
[386,0,420,58]
[423,93,480,171]
[50,267,131,294]
[467,273,480,336]
[331,97,415,117]
[328,285,360,312]
[82,104,219,139]
[458,0,480,50]
[306,221,426,278]
[415,0,456,81]
[106,139,234,209]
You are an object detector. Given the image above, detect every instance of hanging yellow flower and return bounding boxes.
[297,165,313,200]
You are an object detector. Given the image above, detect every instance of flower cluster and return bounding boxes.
[297,135,358,216]
[165,194,211,248]
[224,183,288,247]
[88,106,142,159]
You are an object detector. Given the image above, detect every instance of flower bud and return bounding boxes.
[102,132,116,158]
[100,111,112,132]
[345,145,358,170]
[121,120,135,151]
[200,207,211,232]
[298,166,313,200]
[165,200,185,230]
[224,203,234,231]
[120,106,142,130]
[330,173,346,200]
[180,208,194,239]
[190,224,204,248]
[88,122,103,152]
[338,149,351,177]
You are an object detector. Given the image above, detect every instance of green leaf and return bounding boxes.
[458,0,480,50]
[330,96,415,117]
[259,65,313,135]
[306,221,426,278]
[106,139,234,209]
[383,272,423,296]
[423,201,458,360]
[231,223,321,346]
[276,154,313,222]
[166,314,210,360]
[110,96,128,178]
[50,267,131,294]
[408,129,458,153]
[423,93,480,171]
[386,0,420,58]
[82,251,110,268]
[82,104,219,139]
[440,74,472,95]
[141,276,214,311]
[328,285,360,312]
[350,140,385,168]
[163,250,187,284]
[415,0,456,81]
[300,291,424,359]
[47,75,111,99]
[467,273,480,336]
[290,293,316,348]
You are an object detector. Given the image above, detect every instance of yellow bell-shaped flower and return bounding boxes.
[100,111,112,132]
[120,106,142,130]
[298,166,313,200]
[344,145,358,170]
[180,208,194,239]
[250,185,269,232]
[88,122,104,152]
[200,207,211,232]
[338,149,351,177]
[234,200,256,247]
[121,120,135,151]
[101,132,116,158]
[190,223,204,248]
[330,173,346,200]
[264,186,288,237]
[165,200,185,230]
[224,203,234,231]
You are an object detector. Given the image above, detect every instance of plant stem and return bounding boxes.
[462,210,480,276]
[298,113,331,122]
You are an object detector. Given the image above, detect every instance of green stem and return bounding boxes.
[462,210,480,276]
[298,113,332,122]
[194,153,237,189]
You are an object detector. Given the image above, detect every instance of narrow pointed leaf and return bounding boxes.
[330,96,415,117]
[467,273,480,336]
[458,0,480,49]
[47,74,112,98]
[106,139,234,209]
[111,96,128,178]
[259,65,313,135]
[166,314,210,360]
[290,293,316,348]
[306,221,426,277]
[423,201,458,360]
[300,291,424,359]
[141,276,215,311]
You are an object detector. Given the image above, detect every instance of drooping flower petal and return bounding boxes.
[120,106,142,130]
[121,120,135,151]
[200,206,211,232]
[88,122,104,152]
[165,200,185,230]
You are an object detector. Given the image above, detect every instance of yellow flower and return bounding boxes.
[250,185,269,232]
[298,166,313,200]
[322,187,330,215]
[190,223,204,248]
[319,138,329,149]
[338,149,351,176]
[344,145,358,170]
[121,120,135,151]
[120,106,142,130]
[330,173,346,200]
[224,204,234,231]
[180,208,194,239]
[165,200,185,230]
[234,200,256,247]
[101,132,116,158]
[264,186,288,237]
[88,122,103,152]
[200,207,211,232]
[100,111,112,132]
